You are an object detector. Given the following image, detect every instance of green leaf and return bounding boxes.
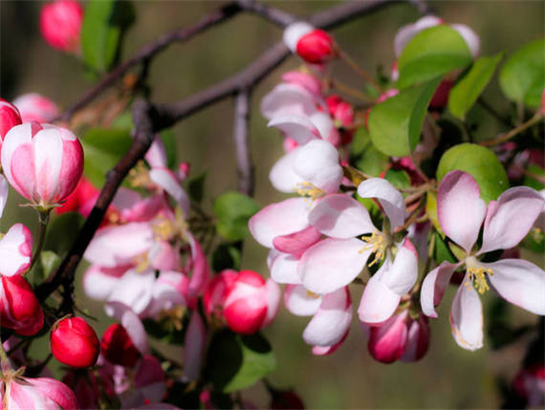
[206,330,275,393]
[214,192,260,241]
[433,231,457,264]
[30,251,61,286]
[368,78,442,157]
[384,169,411,190]
[499,38,545,108]
[350,127,389,176]
[81,128,133,187]
[44,213,86,256]
[158,130,177,169]
[437,143,509,202]
[81,0,135,72]
[448,53,504,120]
[397,25,473,89]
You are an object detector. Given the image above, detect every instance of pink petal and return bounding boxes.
[311,330,349,356]
[485,259,545,315]
[284,284,323,316]
[309,194,375,239]
[187,233,210,299]
[382,239,418,295]
[438,170,486,253]
[357,178,406,231]
[449,278,483,351]
[249,198,311,248]
[183,312,207,381]
[260,83,318,120]
[273,225,322,256]
[0,223,33,276]
[0,174,8,218]
[33,127,64,202]
[367,310,409,364]
[82,265,126,301]
[105,302,149,354]
[267,250,302,284]
[28,377,78,410]
[293,139,342,193]
[149,167,190,217]
[145,137,167,168]
[400,316,430,362]
[267,115,320,145]
[301,237,371,294]
[262,279,282,328]
[420,261,460,318]
[303,287,352,347]
[480,186,545,254]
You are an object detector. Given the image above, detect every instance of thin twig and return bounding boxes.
[233,90,254,196]
[479,113,544,147]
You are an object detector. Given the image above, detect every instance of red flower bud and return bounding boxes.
[51,317,100,368]
[101,323,141,367]
[203,269,238,319]
[0,275,44,336]
[40,0,83,53]
[0,99,22,151]
[296,30,337,64]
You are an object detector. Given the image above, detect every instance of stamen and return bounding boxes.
[306,290,321,299]
[157,306,185,331]
[152,216,175,241]
[466,266,494,295]
[359,231,387,266]
[128,162,152,188]
[133,253,150,273]
[293,181,325,201]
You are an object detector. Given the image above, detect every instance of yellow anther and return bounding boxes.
[152,215,176,241]
[157,306,185,331]
[293,181,325,201]
[306,290,321,299]
[359,231,387,266]
[133,253,150,273]
[466,265,494,295]
[128,162,152,188]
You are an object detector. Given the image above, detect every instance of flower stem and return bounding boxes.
[479,112,544,147]
[0,339,11,377]
[29,210,51,272]
[330,79,374,103]
[338,50,382,94]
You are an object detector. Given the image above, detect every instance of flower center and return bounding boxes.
[464,256,494,295]
[294,181,325,200]
[306,290,321,299]
[359,231,387,267]
[152,216,176,241]
[128,161,152,188]
[157,306,185,331]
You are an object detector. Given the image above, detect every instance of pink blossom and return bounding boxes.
[284,22,337,65]
[0,99,22,151]
[0,223,33,277]
[420,170,545,350]
[13,93,59,123]
[1,375,78,409]
[40,0,83,53]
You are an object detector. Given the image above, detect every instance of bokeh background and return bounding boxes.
[1,1,544,408]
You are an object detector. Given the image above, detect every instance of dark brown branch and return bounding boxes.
[233,90,254,196]
[36,99,157,301]
[236,0,296,27]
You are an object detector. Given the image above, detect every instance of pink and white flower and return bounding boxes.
[420,170,545,350]
[0,99,22,149]
[283,22,337,65]
[1,375,78,409]
[0,223,33,277]
[13,93,59,124]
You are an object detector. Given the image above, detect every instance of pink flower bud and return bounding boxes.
[51,316,100,368]
[13,93,59,123]
[55,177,99,216]
[40,0,83,53]
[223,270,269,334]
[400,315,430,362]
[101,323,142,367]
[0,275,44,336]
[284,22,337,65]
[1,122,84,207]
[203,269,238,319]
[4,376,79,409]
[0,99,22,152]
[367,310,409,364]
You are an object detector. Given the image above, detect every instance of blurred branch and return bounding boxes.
[37,0,430,306]
[233,90,254,196]
[236,0,296,27]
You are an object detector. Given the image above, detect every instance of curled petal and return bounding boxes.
[187,233,210,299]
[145,137,167,168]
[480,186,545,254]
[357,178,405,231]
[149,167,190,217]
[300,238,371,294]
[284,284,323,316]
[293,139,342,193]
[449,279,483,351]
[420,261,460,318]
[452,24,480,58]
[0,174,8,218]
[0,223,33,276]
[283,22,314,52]
[268,250,302,284]
[268,115,320,145]
[183,312,207,381]
[260,83,318,120]
[367,311,409,364]
[262,279,282,328]
[303,287,352,347]
[438,170,486,253]
[309,194,375,239]
[269,149,305,193]
[485,259,545,315]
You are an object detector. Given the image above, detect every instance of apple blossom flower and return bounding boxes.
[0,223,33,277]
[420,170,545,350]
[0,99,22,150]
[284,285,352,355]
[283,22,337,64]
[50,316,100,368]
[13,93,59,123]
[203,269,238,319]
[0,274,44,336]
[1,122,83,208]
[40,0,84,53]
[1,374,78,409]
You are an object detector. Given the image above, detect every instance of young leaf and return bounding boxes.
[499,38,545,108]
[437,143,509,202]
[81,128,133,187]
[448,53,504,120]
[350,126,389,176]
[81,0,135,72]
[368,78,441,157]
[206,330,276,393]
[397,25,473,89]
[214,192,260,241]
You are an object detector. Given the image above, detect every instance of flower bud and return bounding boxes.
[13,93,59,123]
[0,99,22,151]
[203,269,238,319]
[367,310,409,364]
[51,316,100,368]
[1,122,84,208]
[101,323,142,367]
[4,376,78,409]
[284,22,337,64]
[0,275,44,336]
[40,0,83,53]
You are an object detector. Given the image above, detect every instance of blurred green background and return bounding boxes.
[1,1,544,408]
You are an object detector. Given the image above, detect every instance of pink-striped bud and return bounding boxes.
[13,93,59,123]
[1,122,84,208]
[284,22,337,65]
[0,275,44,336]
[203,269,238,319]
[40,0,83,53]
[0,99,22,152]
[223,270,280,334]
[3,376,78,409]
[101,323,142,367]
[50,317,100,368]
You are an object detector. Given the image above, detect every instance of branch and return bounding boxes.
[233,90,254,196]
[236,0,296,27]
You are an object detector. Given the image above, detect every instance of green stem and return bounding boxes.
[29,210,51,272]
[480,113,544,147]
[0,339,11,377]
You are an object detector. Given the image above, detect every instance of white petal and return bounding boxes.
[451,24,480,58]
[107,270,156,315]
[0,174,8,218]
[283,22,314,52]
[420,261,460,318]
[268,250,302,284]
[105,302,149,354]
[284,284,323,316]
[357,178,405,231]
[149,167,190,217]
[293,139,342,193]
[268,115,319,145]
[0,224,32,276]
[260,83,318,120]
[269,149,306,193]
[449,279,483,351]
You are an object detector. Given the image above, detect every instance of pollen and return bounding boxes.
[158,306,185,331]
[152,216,176,241]
[128,161,152,188]
[359,231,387,267]
[306,290,321,299]
[464,256,494,295]
[294,181,325,201]
[133,253,150,273]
